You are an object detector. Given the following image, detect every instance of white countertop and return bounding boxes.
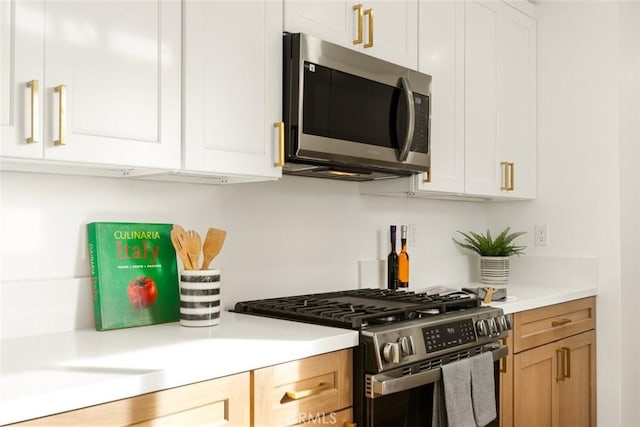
[0,284,597,425]
[481,284,597,314]
[0,311,358,425]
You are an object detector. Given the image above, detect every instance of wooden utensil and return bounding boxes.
[201,228,226,270]
[171,227,192,270]
[185,230,202,271]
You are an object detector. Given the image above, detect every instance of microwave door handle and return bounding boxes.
[398,76,415,162]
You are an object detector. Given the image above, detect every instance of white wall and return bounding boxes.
[618,2,640,425]
[488,2,639,425]
[0,171,489,338]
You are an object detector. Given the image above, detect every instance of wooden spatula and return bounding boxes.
[201,228,226,270]
[171,226,192,270]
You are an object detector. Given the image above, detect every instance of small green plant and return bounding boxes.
[453,227,526,257]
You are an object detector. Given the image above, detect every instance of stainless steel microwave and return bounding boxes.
[283,33,431,181]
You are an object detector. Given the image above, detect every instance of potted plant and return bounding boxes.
[453,227,526,285]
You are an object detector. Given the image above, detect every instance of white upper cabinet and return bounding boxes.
[496,2,536,199]
[284,0,418,69]
[182,0,282,181]
[361,0,536,200]
[1,0,181,171]
[1,0,45,160]
[415,0,465,194]
[465,0,536,199]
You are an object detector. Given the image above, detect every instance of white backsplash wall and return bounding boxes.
[0,171,489,338]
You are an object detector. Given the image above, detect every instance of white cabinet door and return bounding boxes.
[284,0,417,69]
[416,0,465,193]
[283,0,353,48]
[183,0,282,180]
[42,0,181,169]
[464,0,536,199]
[498,3,536,198]
[1,0,181,170]
[464,0,501,197]
[1,0,45,159]
[363,0,418,69]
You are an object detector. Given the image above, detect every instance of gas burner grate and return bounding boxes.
[233,288,480,329]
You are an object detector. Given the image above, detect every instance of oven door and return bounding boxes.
[362,345,507,427]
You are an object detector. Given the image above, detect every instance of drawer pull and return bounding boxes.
[551,318,572,327]
[285,382,331,400]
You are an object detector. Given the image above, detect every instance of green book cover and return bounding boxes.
[87,222,179,330]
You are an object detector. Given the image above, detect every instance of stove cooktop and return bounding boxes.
[233,288,480,329]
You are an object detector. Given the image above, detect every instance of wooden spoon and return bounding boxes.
[170,227,192,270]
[185,230,202,271]
[201,228,226,270]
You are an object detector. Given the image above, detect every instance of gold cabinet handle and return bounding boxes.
[562,347,571,379]
[556,348,565,381]
[422,168,432,183]
[344,423,357,427]
[353,4,363,45]
[364,8,374,48]
[551,318,572,327]
[26,80,39,143]
[54,85,67,146]
[499,337,508,373]
[501,161,509,190]
[273,122,284,167]
[500,162,515,191]
[285,382,331,400]
[508,162,515,190]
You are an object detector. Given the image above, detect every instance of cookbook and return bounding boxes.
[87,222,180,330]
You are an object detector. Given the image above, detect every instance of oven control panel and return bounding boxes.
[422,319,476,353]
[362,307,512,372]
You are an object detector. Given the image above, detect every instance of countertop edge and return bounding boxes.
[488,287,598,314]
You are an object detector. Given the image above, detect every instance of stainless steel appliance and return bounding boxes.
[283,33,432,181]
[234,288,510,426]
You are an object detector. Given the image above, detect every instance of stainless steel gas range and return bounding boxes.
[234,288,511,427]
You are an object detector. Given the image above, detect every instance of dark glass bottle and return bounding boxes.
[398,225,410,287]
[387,225,399,289]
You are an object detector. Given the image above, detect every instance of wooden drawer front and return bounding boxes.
[252,349,353,427]
[513,297,595,353]
[12,372,250,426]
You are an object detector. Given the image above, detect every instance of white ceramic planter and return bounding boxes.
[480,256,510,285]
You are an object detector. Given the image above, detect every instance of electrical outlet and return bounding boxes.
[535,224,549,246]
[408,224,417,247]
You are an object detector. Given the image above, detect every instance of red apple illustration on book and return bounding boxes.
[127,276,158,309]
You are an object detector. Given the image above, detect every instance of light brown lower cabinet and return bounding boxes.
[9,349,355,427]
[252,349,354,427]
[10,371,251,426]
[500,297,596,427]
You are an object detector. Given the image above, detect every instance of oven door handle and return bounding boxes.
[397,76,415,162]
[366,345,508,399]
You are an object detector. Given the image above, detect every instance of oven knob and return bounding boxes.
[476,319,489,337]
[498,315,511,331]
[382,342,401,364]
[398,336,416,356]
[487,318,498,335]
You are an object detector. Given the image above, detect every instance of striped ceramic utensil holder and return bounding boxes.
[179,269,221,327]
